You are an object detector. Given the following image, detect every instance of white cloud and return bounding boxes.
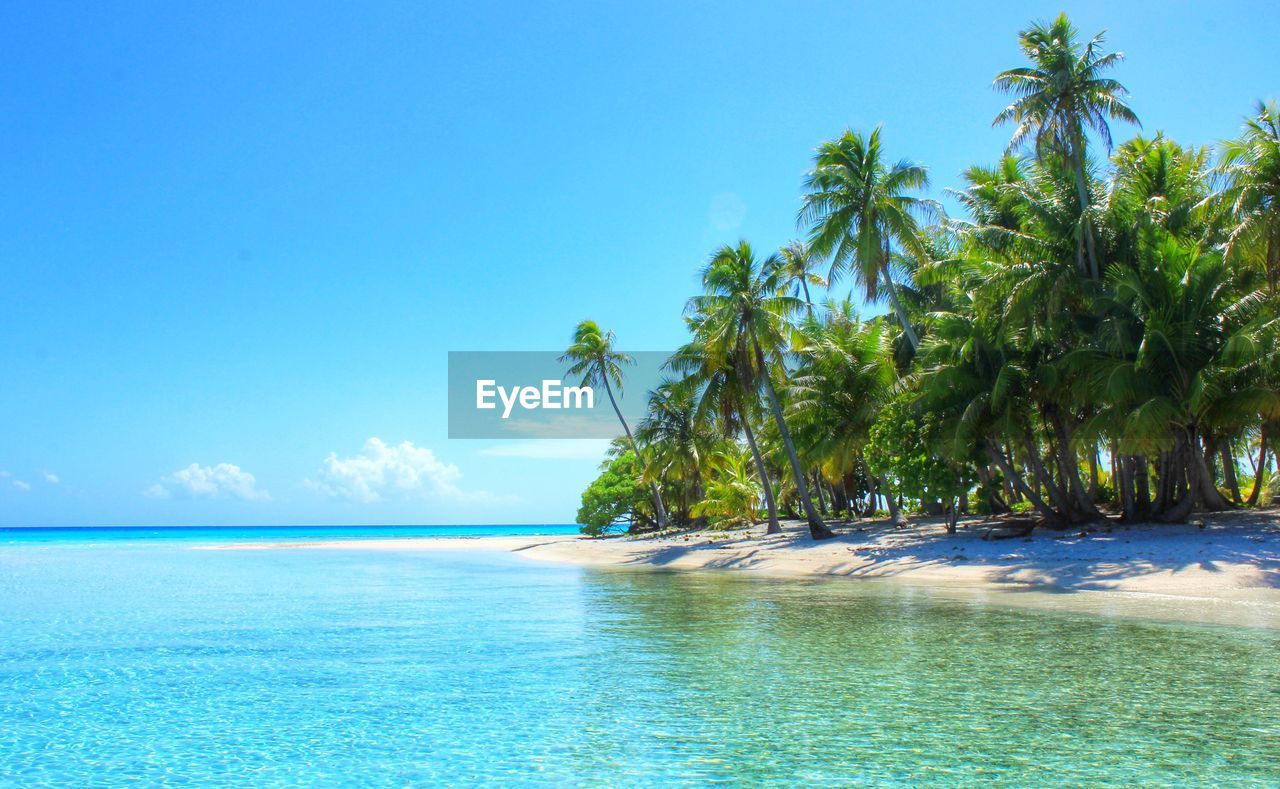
[42,471,59,484]
[306,437,478,503]
[0,470,10,478]
[479,439,610,461]
[145,462,270,501]
[12,480,31,492]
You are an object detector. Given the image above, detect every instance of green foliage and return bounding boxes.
[690,450,761,530]
[580,15,1280,530]
[576,451,649,537]
[866,394,969,510]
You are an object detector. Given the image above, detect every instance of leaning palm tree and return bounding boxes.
[667,328,784,534]
[993,12,1139,280]
[561,320,669,529]
[687,241,835,539]
[799,127,935,350]
[1219,100,1280,290]
[779,241,827,318]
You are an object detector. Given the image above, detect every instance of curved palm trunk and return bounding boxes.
[1247,427,1269,506]
[882,273,920,351]
[598,368,668,529]
[1191,435,1233,511]
[985,440,1064,527]
[740,413,781,534]
[752,337,834,539]
[1048,411,1103,520]
[1021,431,1073,524]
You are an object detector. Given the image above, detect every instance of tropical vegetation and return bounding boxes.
[573,14,1280,538]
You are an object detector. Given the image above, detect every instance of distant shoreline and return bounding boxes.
[215,510,1280,629]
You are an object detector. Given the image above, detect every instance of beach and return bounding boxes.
[219,510,1280,629]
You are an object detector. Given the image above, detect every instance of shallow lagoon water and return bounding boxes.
[1,531,1278,785]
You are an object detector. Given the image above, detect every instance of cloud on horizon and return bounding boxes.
[306,437,483,504]
[145,462,270,501]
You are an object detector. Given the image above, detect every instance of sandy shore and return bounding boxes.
[214,510,1280,628]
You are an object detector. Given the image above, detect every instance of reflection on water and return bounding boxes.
[1,543,1277,784]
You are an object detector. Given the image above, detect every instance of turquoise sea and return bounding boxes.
[1,526,1278,785]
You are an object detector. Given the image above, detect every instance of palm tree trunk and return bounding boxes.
[1088,446,1099,499]
[801,280,814,319]
[1192,434,1233,511]
[985,441,1063,527]
[1220,442,1243,505]
[1118,455,1136,521]
[598,369,668,529]
[1070,146,1101,280]
[740,412,781,534]
[1022,430,1073,524]
[1134,455,1151,518]
[882,275,920,350]
[752,337,833,539]
[1247,427,1269,506]
[811,470,828,515]
[1157,432,1196,523]
[1049,411,1103,520]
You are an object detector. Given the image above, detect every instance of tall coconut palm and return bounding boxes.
[667,329,784,534]
[779,241,827,318]
[1219,100,1280,290]
[993,12,1139,280]
[799,127,934,350]
[561,320,669,529]
[687,241,835,539]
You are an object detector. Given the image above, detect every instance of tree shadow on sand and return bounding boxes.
[600,510,1280,594]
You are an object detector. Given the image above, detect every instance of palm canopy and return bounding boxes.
[686,241,833,538]
[799,127,935,302]
[667,313,785,534]
[635,380,715,488]
[1219,100,1280,288]
[558,319,633,390]
[788,301,896,478]
[778,241,827,312]
[685,241,801,370]
[993,12,1139,157]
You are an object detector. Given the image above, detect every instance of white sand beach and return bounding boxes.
[215,510,1280,628]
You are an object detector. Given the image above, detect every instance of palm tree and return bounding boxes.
[1219,100,1280,290]
[799,127,934,350]
[993,12,1139,280]
[779,241,827,318]
[1076,236,1277,521]
[636,381,716,523]
[561,320,669,529]
[667,329,784,534]
[687,241,835,539]
[788,300,898,521]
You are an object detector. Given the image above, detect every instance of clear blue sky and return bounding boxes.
[2,1,1276,526]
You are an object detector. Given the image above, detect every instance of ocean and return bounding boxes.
[1,526,1277,784]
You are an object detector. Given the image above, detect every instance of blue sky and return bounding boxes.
[1,1,1276,526]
